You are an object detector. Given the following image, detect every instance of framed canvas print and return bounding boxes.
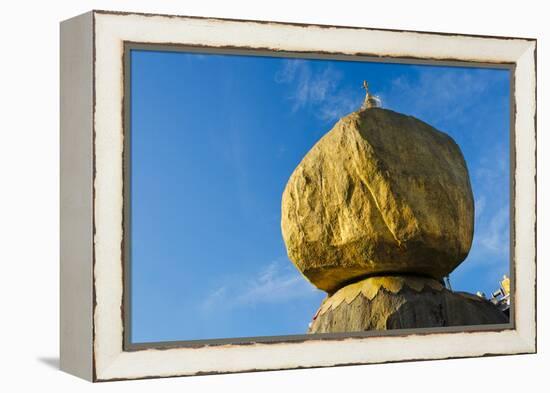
[60,10,537,382]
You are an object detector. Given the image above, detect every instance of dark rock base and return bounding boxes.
[308,276,508,333]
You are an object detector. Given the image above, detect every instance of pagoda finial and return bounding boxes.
[361,80,381,110]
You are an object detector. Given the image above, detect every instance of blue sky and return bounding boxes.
[130,49,510,343]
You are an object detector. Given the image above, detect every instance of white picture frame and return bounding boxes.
[60,10,536,381]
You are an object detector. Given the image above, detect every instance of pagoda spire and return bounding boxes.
[361,80,381,110]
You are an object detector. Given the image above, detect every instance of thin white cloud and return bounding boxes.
[317,89,359,122]
[200,258,321,312]
[200,286,228,312]
[453,148,509,280]
[474,145,508,186]
[274,59,303,84]
[470,142,510,258]
[380,67,506,125]
[476,206,510,256]
[458,205,509,276]
[274,59,361,122]
[474,195,486,219]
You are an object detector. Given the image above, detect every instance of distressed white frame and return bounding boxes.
[60,10,536,381]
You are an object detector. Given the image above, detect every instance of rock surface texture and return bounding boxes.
[308,276,508,333]
[281,108,474,293]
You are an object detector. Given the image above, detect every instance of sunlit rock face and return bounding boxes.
[281,108,474,294]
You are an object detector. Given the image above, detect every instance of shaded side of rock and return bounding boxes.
[308,277,508,334]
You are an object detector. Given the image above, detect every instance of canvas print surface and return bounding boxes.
[128,48,511,344]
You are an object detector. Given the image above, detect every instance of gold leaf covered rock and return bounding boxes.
[281,108,474,293]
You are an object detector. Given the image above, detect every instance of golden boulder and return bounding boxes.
[281,108,474,293]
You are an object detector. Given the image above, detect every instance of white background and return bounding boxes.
[0,0,546,391]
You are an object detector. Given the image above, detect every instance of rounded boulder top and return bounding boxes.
[281,108,474,294]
